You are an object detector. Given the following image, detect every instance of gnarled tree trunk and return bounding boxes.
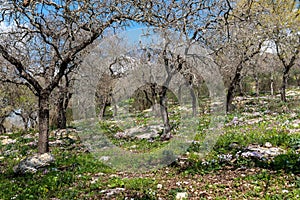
[159,86,171,140]
[254,73,259,96]
[280,68,290,102]
[226,65,243,112]
[0,117,6,134]
[38,91,50,154]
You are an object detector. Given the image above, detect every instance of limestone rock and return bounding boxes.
[241,144,286,160]
[13,153,55,174]
[157,183,163,189]
[1,138,16,145]
[264,142,272,148]
[100,156,110,162]
[114,124,163,140]
[176,192,188,200]
[100,188,125,197]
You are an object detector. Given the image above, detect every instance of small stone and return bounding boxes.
[95,172,105,176]
[157,184,163,189]
[231,117,239,125]
[100,156,110,162]
[229,142,239,149]
[176,192,188,200]
[100,188,125,197]
[23,134,33,139]
[68,135,79,140]
[49,140,65,146]
[265,142,272,148]
[91,177,99,184]
[293,123,299,128]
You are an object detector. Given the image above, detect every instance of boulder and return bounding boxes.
[114,124,163,140]
[241,144,286,160]
[13,153,55,174]
[1,138,16,145]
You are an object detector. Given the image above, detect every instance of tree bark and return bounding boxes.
[13,111,29,131]
[38,92,50,154]
[254,73,259,96]
[20,115,29,131]
[57,101,67,129]
[57,76,73,129]
[177,84,183,103]
[226,65,243,112]
[189,84,197,117]
[0,117,6,134]
[280,68,290,102]
[270,73,274,96]
[159,86,171,140]
[57,92,67,129]
[98,96,109,120]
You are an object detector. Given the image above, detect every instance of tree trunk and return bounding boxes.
[38,92,50,154]
[57,106,67,129]
[254,73,259,96]
[226,72,242,112]
[189,84,197,117]
[226,65,243,112]
[159,86,171,140]
[21,115,29,131]
[0,117,6,134]
[237,80,243,96]
[13,112,29,131]
[280,67,290,102]
[0,124,5,134]
[57,83,73,129]
[177,84,182,103]
[29,112,38,130]
[57,92,67,129]
[270,73,274,96]
[98,105,106,120]
[226,86,235,112]
[98,99,108,120]
[296,73,300,86]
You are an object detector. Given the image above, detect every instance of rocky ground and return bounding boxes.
[0,89,300,199]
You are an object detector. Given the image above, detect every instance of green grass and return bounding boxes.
[1,89,300,199]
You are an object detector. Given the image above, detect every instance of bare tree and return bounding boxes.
[210,4,263,112]
[1,1,214,153]
[242,0,300,102]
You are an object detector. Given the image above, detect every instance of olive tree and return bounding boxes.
[1,0,220,153]
[208,0,263,112]
[235,0,300,102]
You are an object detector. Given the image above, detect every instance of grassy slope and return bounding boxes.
[0,89,300,199]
